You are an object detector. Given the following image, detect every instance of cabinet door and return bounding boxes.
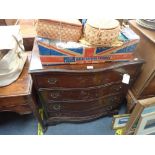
[140,73,155,98]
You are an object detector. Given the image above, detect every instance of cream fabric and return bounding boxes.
[0,25,27,87]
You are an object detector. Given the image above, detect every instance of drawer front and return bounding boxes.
[45,94,123,117]
[47,104,120,118]
[34,65,137,89]
[47,101,120,118]
[0,104,32,114]
[39,82,127,101]
[0,96,30,107]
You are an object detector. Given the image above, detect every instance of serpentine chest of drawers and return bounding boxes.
[29,45,144,130]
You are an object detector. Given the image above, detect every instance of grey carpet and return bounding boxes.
[0,103,126,135]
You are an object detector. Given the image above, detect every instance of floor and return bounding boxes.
[0,104,126,135]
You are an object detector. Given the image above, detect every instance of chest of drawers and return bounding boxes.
[29,44,143,129]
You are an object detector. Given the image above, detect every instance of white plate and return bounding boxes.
[136,19,155,30]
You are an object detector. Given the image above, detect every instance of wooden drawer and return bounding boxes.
[0,104,31,115]
[0,96,30,107]
[47,104,120,119]
[0,96,32,115]
[47,100,121,118]
[44,93,123,117]
[46,103,120,123]
[39,82,127,101]
[34,65,137,89]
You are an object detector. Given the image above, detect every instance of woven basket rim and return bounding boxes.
[86,23,120,31]
[86,19,120,30]
[38,19,82,27]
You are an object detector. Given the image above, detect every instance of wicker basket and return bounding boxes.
[36,19,82,42]
[84,19,120,47]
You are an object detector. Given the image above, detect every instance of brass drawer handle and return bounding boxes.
[111,97,119,102]
[106,106,113,111]
[80,91,89,98]
[113,86,122,91]
[48,78,58,85]
[51,92,60,98]
[53,104,61,111]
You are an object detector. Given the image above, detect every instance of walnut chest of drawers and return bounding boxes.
[29,45,144,129]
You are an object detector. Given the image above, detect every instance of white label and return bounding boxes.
[122,74,130,84]
[134,58,138,61]
[87,66,94,69]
